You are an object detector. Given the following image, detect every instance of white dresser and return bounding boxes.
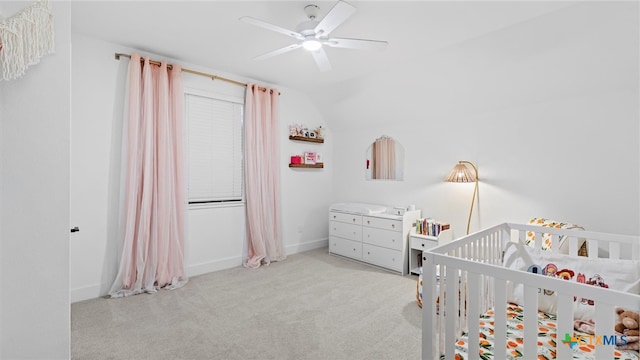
[328,203,420,275]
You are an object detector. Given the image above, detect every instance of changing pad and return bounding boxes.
[329,203,388,215]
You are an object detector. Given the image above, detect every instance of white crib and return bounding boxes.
[421,222,640,360]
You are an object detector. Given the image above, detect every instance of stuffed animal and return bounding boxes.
[615,308,639,350]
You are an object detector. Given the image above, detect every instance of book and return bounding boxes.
[415,218,449,236]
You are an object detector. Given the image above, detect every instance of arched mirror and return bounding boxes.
[365,136,404,180]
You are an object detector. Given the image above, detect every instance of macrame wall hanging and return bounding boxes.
[0,0,54,81]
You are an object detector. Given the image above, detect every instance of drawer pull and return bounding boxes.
[391,224,395,229]
[333,215,336,219]
[352,218,356,222]
[421,243,425,247]
[367,220,370,224]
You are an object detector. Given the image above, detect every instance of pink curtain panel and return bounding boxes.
[244,84,286,268]
[109,53,187,297]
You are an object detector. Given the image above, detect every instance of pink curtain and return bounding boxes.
[244,84,285,268]
[109,53,188,297]
[372,136,396,180]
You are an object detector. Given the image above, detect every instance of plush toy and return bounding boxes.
[615,307,639,350]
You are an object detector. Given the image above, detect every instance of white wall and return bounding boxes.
[320,1,639,237]
[0,1,71,358]
[69,1,639,303]
[70,33,332,302]
[0,36,3,358]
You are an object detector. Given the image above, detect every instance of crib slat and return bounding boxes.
[523,285,538,358]
[422,255,438,360]
[439,273,447,359]
[556,293,573,360]
[567,236,579,256]
[594,302,614,359]
[532,231,539,253]
[588,239,599,258]
[444,265,457,359]
[609,241,620,259]
[493,278,507,360]
[509,228,519,244]
[551,234,560,254]
[493,232,502,264]
[459,270,468,334]
[467,272,480,360]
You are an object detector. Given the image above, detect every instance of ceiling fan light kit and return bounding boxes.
[240,0,388,71]
[302,38,322,51]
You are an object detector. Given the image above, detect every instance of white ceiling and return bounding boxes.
[70,1,578,96]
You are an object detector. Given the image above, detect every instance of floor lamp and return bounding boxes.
[445,161,478,235]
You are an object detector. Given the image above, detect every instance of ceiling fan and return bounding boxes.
[239,1,388,72]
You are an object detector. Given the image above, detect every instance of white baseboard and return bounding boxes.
[285,238,328,255]
[71,256,243,303]
[71,239,329,303]
[186,256,243,278]
[187,239,328,276]
[71,284,103,303]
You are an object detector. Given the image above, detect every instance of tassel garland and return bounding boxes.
[0,0,54,80]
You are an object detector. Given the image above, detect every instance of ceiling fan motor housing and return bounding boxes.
[296,20,319,36]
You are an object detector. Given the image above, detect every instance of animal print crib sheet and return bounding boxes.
[443,303,639,360]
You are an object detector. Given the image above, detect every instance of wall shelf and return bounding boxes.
[289,163,324,169]
[289,135,324,143]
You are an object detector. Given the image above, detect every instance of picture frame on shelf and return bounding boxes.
[304,152,316,165]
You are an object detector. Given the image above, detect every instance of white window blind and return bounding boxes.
[186,92,244,202]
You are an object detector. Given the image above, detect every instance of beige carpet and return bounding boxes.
[71,247,423,360]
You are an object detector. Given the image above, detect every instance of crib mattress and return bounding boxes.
[447,303,639,360]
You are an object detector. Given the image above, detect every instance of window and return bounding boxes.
[185,90,244,203]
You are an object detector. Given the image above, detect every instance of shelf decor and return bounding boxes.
[288,125,324,169]
[288,124,325,142]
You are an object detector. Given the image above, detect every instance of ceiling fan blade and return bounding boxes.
[310,48,332,72]
[240,16,304,40]
[254,43,302,61]
[325,37,388,51]
[314,1,356,37]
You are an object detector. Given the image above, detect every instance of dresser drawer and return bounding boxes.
[362,244,403,272]
[410,235,439,252]
[363,216,401,232]
[329,211,362,225]
[329,236,362,260]
[329,221,362,241]
[363,226,404,251]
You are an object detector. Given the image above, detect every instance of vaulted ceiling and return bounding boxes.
[70,1,577,97]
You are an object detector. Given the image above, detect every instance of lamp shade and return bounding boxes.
[444,160,479,235]
[445,163,477,183]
